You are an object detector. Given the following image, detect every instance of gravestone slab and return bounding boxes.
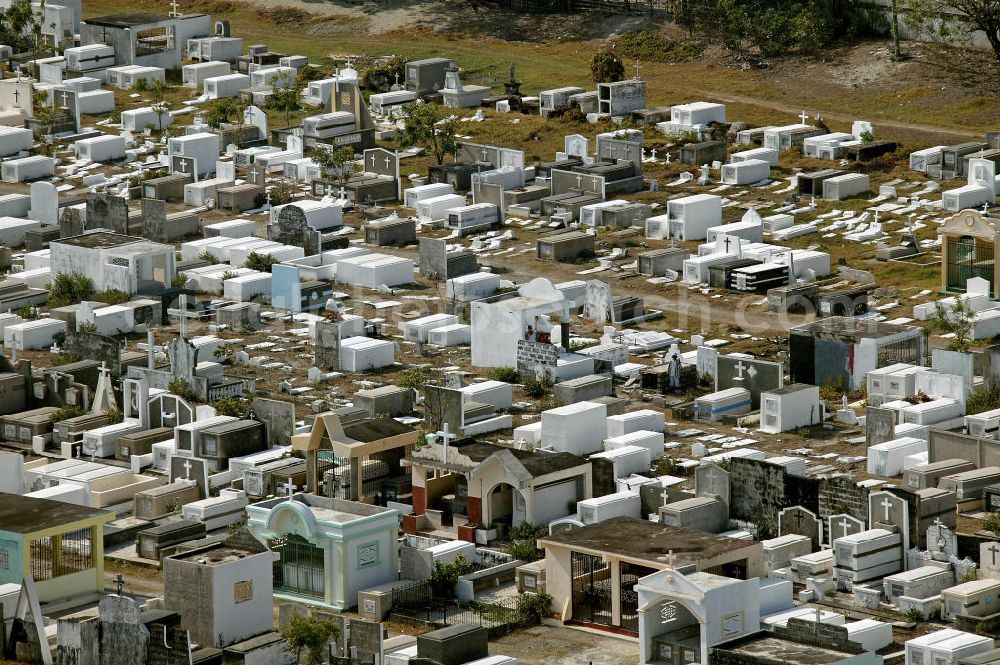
[29,181,58,225]
[550,169,604,197]
[419,237,448,280]
[314,320,342,369]
[865,407,895,447]
[364,147,400,181]
[695,462,729,505]
[639,483,684,516]
[60,205,85,237]
[565,134,589,158]
[86,192,129,234]
[244,105,268,140]
[270,206,320,255]
[778,505,821,550]
[64,330,122,376]
[828,513,866,544]
[460,142,499,166]
[471,180,504,223]
[169,455,208,499]
[583,280,612,323]
[926,519,957,562]
[252,397,295,446]
[141,197,167,242]
[696,346,719,383]
[869,490,909,552]
[981,541,1000,579]
[716,355,783,409]
[98,594,148,665]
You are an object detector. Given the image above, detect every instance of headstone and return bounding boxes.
[244,105,268,140]
[28,181,58,225]
[169,455,209,499]
[828,513,865,544]
[926,519,957,562]
[86,192,129,234]
[716,355,782,409]
[694,462,729,506]
[865,407,895,447]
[564,134,588,158]
[583,280,613,323]
[696,346,718,382]
[980,541,1000,579]
[778,505,821,550]
[98,594,149,665]
[141,198,167,242]
[314,320,342,369]
[869,490,910,553]
[251,397,295,446]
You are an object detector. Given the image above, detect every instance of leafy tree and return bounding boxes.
[399,102,460,166]
[933,297,975,353]
[32,88,60,154]
[903,0,1000,62]
[280,613,340,665]
[148,80,170,135]
[310,144,356,188]
[0,0,44,54]
[268,70,301,127]
[428,555,473,598]
[396,366,431,392]
[590,51,624,83]
[244,252,279,273]
[49,272,95,307]
[205,97,250,147]
[361,55,406,91]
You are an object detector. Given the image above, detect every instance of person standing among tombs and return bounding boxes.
[668,353,682,392]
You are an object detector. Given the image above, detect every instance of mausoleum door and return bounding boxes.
[619,562,657,633]
[269,533,325,599]
[571,551,612,626]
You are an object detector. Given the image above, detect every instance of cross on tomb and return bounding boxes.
[984,201,991,214]
[481,147,489,162]
[590,175,600,189]
[838,517,852,539]
[880,496,893,522]
[369,153,377,169]
[799,110,809,125]
[59,90,70,109]
[734,360,747,380]
[575,174,583,188]
[11,89,19,104]
[169,0,180,16]
[660,488,670,507]
[115,573,125,595]
[281,477,297,501]
[384,156,392,170]
[634,59,641,80]
[178,159,188,174]
[166,294,200,341]
[182,458,193,480]
[792,510,804,529]
[988,543,1000,566]
[723,237,731,252]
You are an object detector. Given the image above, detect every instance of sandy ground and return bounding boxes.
[492,625,640,665]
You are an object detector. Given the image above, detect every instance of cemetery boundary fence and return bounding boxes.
[390,581,525,637]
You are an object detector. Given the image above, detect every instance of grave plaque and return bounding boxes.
[926,519,957,561]
[550,169,604,197]
[564,134,589,158]
[169,455,208,499]
[778,505,821,550]
[460,142,499,167]
[981,541,1000,579]
[171,154,197,178]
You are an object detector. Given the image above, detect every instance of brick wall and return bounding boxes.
[516,340,559,380]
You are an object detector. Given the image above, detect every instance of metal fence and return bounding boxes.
[389,582,524,636]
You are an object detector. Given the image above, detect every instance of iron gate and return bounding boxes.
[571,552,612,626]
[619,562,657,632]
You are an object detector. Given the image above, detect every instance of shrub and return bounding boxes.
[590,51,624,83]
[487,366,520,383]
[168,378,197,402]
[967,386,1000,416]
[53,352,82,366]
[48,272,94,307]
[522,375,551,399]
[516,591,553,625]
[244,252,278,273]
[428,555,473,598]
[211,396,245,417]
[50,404,85,423]
[984,511,1000,535]
[94,289,131,305]
[396,366,431,391]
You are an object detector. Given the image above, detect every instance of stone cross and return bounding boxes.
[634,59,641,80]
[734,361,747,380]
[169,0,180,16]
[799,110,809,125]
[984,201,991,214]
[369,153,377,169]
[384,155,392,170]
[723,237,731,253]
[838,517,852,539]
[178,159,188,173]
[12,89,19,104]
[59,90,70,109]
[575,174,583,188]
[281,477,297,501]
[664,150,671,165]
[182,458,192,480]
[115,573,125,595]
[880,496,893,522]
[988,543,1000,566]
[660,488,670,507]
[481,147,489,162]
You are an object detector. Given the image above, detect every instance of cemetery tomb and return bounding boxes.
[1,155,55,183]
[460,381,514,411]
[133,480,201,520]
[939,466,1000,501]
[82,420,144,458]
[427,323,471,347]
[105,64,165,89]
[400,313,459,343]
[404,182,455,208]
[906,630,970,664]
[763,124,826,151]
[942,142,989,178]
[694,387,752,422]
[706,220,764,245]
[415,194,467,222]
[446,272,500,302]
[590,445,652,482]
[0,407,57,443]
[203,218,256,239]
[249,65,297,89]
[803,132,854,157]
[115,427,174,462]
[445,203,499,234]
[902,459,975,491]
[680,140,727,166]
[967,407,1000,438]
[943,183,994,212]
[762,534,812,571]
[74,134,127,162]
[883,565,956,605]
[65,44,115,71]
[823,173,871,200]
[843,620,894,653]
[604,431,664,461]
[662,193,723,241]
[168,132,222,177]
[607,409,665,437]
[339,336,395,372]
[180,488,248,530]
[302,111,356,140]
[598,79,646,116]
[223,272,272,302]
[0,194,30,218]
[203,73,251,99]
[867,363,923,406]
[370,90,418,115]
[4,317,65,349]
[659,496,728,532]
[729,262,790,292]
[637,248,688,276]
[720,159,770,186]
[925,633,995,664]
[335,253,414,288]
[731,146,779,166]
[574,491,642,526]
[188,36,244,63]
[867,436,927,477]
[541,401,608,455]
[136,520,207,560]
[789,549,834,581]
[833,529,902,588]
[910,146,946,173]
[759,384,822,434]
[539,86,586,118]
[0,127,33,157]
[74,89,115,115]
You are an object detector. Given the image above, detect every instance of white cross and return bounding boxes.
[575,174,583,188]
[734,361,747,380]
[660,488,670,507]
[481,147,489,161]
[442,422,452,464]
[634,59,641,80]
[369,153,377,168]
[281,477,297,501]
[988,543,1000,566]
[178,159,188,173]
[169,0,180,16]
[799,110,809,125]
[838,517,852,539]
[182,458,192,480]
[984,201,990,214]
[384,156,391,170]
[59,90,70,109]
[880,496,893,522]
[591,176,600,189]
